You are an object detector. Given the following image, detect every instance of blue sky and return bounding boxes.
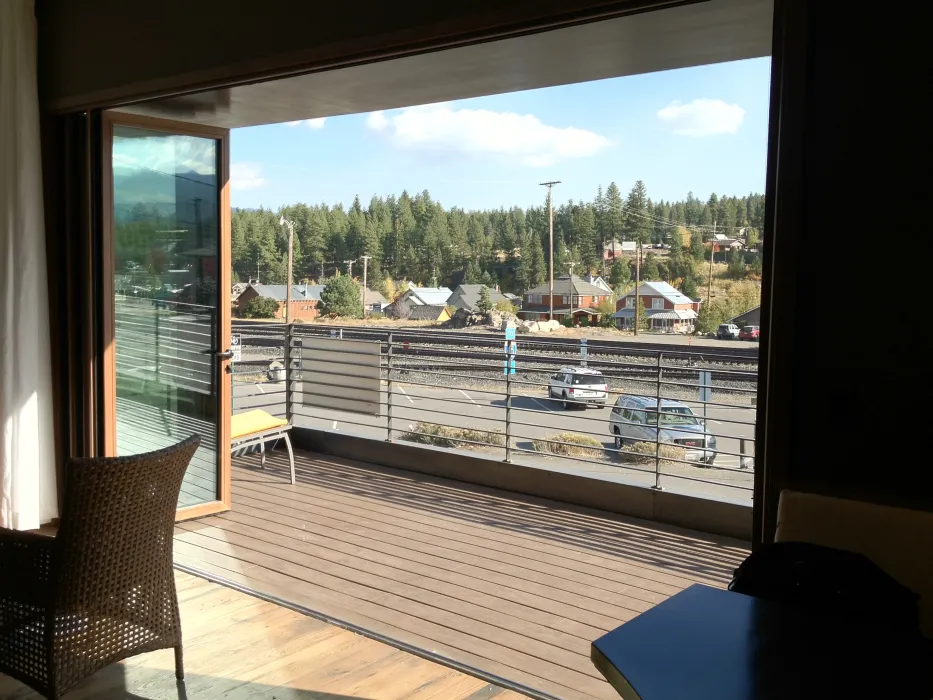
[230,57,771,211]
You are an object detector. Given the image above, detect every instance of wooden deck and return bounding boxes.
[174,448,749,700]
[0,571,520,699]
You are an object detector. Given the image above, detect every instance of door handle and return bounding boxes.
[215,349,234,360]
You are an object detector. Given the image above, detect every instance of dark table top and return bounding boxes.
[591,584,930,700]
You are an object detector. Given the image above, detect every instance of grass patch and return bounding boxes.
[400,422,505,450]
[532,432,604,457]
[618,441,687,465]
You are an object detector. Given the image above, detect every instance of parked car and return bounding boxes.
[548,367,608,409]
[717,323,740,340]
[609,395,717,464]
[739,325,760,341]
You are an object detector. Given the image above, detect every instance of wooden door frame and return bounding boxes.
[101,111,232,520]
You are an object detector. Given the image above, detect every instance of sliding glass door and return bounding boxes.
[102,113,232,518]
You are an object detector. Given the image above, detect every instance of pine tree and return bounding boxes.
[609,259,631,287]
[477,286,493,314]
[690,230,706,261]
[463,260,484,284]
[572,204,599,272]
[622,180,652,245]
[681,276,699,299]
[641,252,660,280]
[728,247,746,280]
[604,182,624,245]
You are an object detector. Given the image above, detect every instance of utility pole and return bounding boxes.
[344,259,355,278]
[707,218,716,307]
[279,217,296,324]
[430,264,438,289]
[540,181,561,321]
[320,261,325,281]
[394,216,400,279]
[360,255,372,317]
[565,261,577,326]
[634,242,642,336]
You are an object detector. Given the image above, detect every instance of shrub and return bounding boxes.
[532,432,603,457]
[368,311,386,320]
[400,422,505,450]
[494,299,519,314]
[617,441,686,465]
[241,296,280,319]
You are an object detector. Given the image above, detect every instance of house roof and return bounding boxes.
[245,283,324,302]
[727,305,761,324]
[364,288,388,306]
[449,284,509,311]
[622,281,695,305]
[524,275,609,297]
[407,304,449,320]
[584,275,613,293]
[403,287,452,305]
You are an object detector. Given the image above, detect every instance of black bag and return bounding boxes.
[729,541,920,634]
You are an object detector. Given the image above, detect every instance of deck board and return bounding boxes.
[0,572,519,700]
[176,449,749,700]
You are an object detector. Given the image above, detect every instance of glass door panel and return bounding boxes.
[107,119,230,511]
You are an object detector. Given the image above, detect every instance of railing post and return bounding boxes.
[386,332,394,442]
[285,323,293,424]
[652,352,663,490]
[505,362,512,463]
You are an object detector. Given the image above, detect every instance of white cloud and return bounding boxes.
[656,99,745,137]
[285,118,327,129]
[365,103,610,167]
[366,110,389,131]
[230,163,265,191]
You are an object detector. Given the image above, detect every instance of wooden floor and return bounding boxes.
[0,571,523,700]
[174,449,750,700]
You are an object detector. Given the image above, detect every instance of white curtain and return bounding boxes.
[0,0,58,530]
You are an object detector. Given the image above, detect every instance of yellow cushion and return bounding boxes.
[231,410,289,439]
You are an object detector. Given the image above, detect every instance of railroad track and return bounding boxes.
[232,323,759,364]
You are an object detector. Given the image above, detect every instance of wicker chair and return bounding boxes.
[0,435,200,699]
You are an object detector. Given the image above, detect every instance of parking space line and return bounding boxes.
[459,389,475,403]
[530,397,552,411]
[398,386,414,404]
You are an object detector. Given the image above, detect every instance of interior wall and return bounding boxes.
[764,1,930,524]
[35,0,687,112]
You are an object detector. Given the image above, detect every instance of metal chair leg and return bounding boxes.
[284,433,296,484]
[259,441,266,469]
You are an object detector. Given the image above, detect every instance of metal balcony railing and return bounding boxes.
[231,322,757,503]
